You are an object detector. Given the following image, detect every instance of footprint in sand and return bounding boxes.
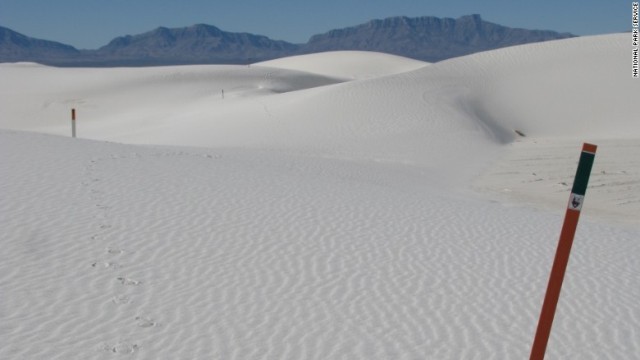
[117,277,142,286]
[135,315,157,328]
[101,341,139,355]
[106,247,124,255]
[111,294,131,305]
[91,261,120,269]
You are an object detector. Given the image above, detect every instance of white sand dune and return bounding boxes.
[255,51,429,80]
[1,35,639,359]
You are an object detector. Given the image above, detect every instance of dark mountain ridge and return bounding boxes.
[302,15,576,61]
[0,26,81,62]
[94,24,299,65]
[0,15,576,66]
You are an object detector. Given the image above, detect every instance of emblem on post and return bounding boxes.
[568,193,584,211]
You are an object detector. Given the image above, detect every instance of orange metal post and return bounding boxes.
[71,108,76,138]
[530,143,597,360]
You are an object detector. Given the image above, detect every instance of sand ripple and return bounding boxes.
[1,132,639,359]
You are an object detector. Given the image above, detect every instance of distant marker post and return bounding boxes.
[71,108,76,138]
[529,143,597,360]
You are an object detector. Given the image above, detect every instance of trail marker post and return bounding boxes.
[529,143,597,360]
[71,108,76,138]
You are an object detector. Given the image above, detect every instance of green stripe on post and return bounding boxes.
[571,144,597,196]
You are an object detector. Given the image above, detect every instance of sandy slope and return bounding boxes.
[1,35,639,359]
[2,130,639,359]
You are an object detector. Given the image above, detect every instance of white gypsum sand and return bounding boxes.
[1,34,639,359]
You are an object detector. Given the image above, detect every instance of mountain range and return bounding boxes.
[0,14,576,66]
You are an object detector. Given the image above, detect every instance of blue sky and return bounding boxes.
[0,0,632,49]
